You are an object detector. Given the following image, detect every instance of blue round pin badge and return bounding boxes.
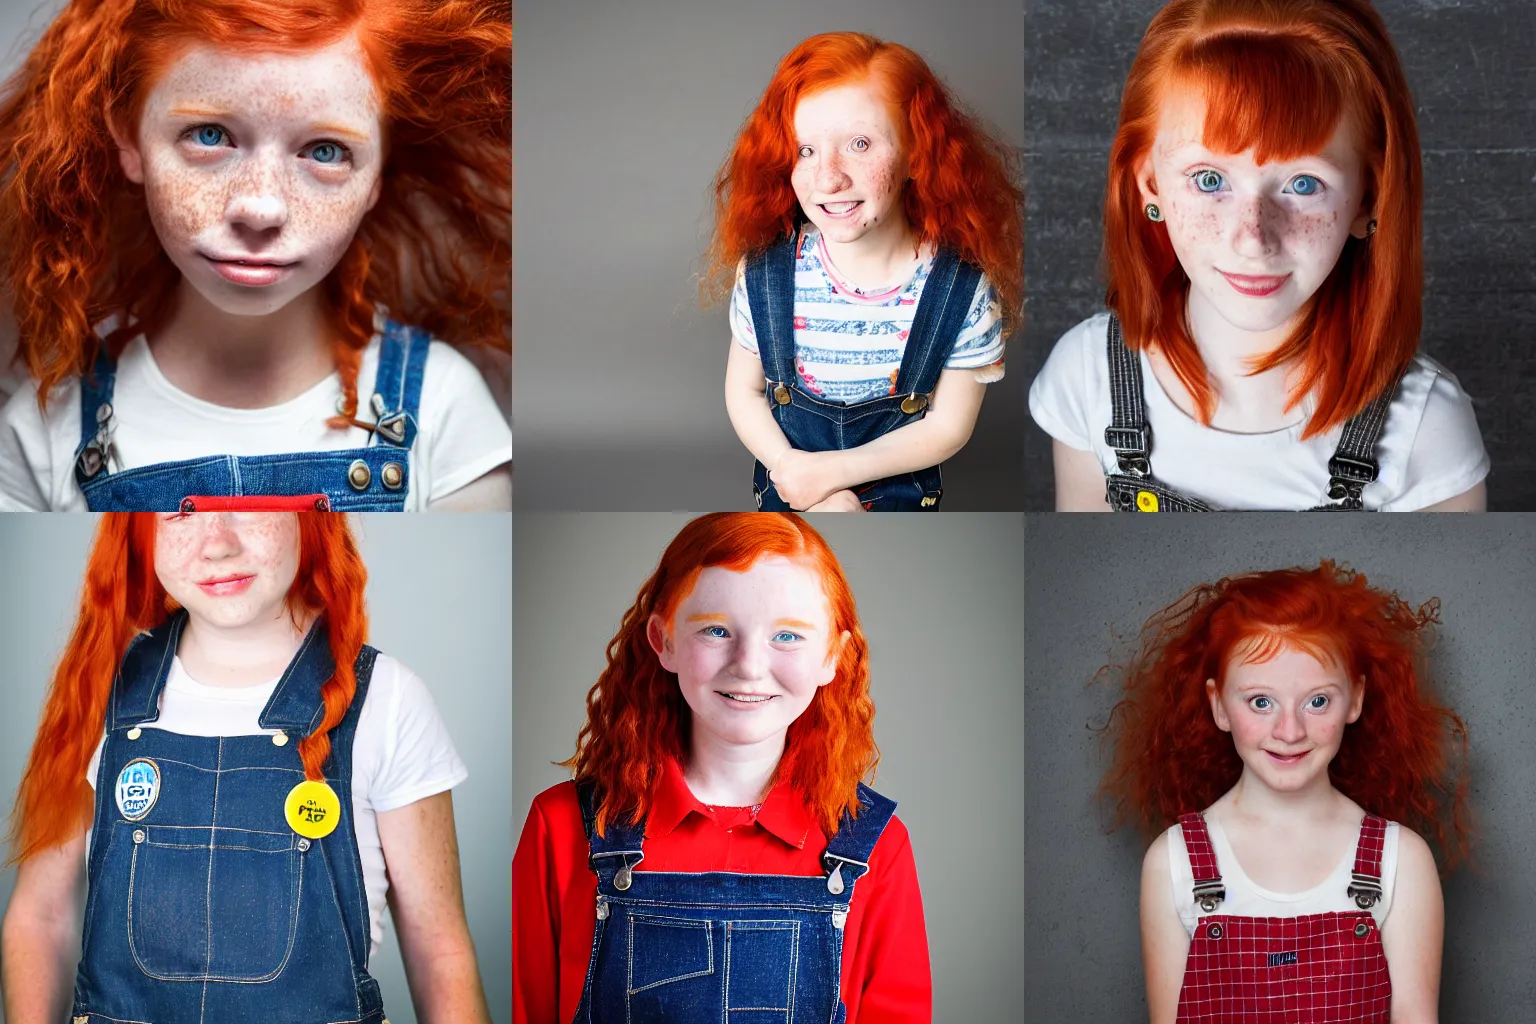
[115,758,160,821]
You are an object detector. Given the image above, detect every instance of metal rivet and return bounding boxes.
[614,865,633,891]
[313,496,331,512]
[126,727,142,741]
[772,383,791,405]
[179,497,197,513]
[271,733,289,747]
[920,495,937,508]
[1207,923,1223,939]
[381,461,405,490]
[1354,922,1370,938]
[132,829,145,844]
[297,837,311,852]
[370,392,386,418]
[347,459,372,491]
[900,393,928,415]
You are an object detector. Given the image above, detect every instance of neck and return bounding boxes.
[147,281,337,409]
[818,213,919,292]
[176,607,310,688]
[1180,286,1305,427]
[684,727,786,806]
[1221,766,1345,827]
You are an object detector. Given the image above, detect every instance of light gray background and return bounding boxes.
[1024,514,1536,1023]
[514,0,1025,510]
[513,514,1025,1018]
[0,514,512,1024]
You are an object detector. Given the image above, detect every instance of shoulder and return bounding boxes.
[1028,312,1114,447]
[523,780,586,842]
[1033,313,1112,390]
[1388,821,1433,873]
[358,651,426,704]
[1376,354,1488,509]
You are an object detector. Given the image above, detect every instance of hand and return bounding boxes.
[769,449,839,510]
[805,489,868,512]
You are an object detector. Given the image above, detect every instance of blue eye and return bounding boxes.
[1308,694,1330,709]
[771,631,803,643]
[192,125,228,147]
[850,137,869,152]
[1193,169,1225,193]
[1248,695,1273,711]
[1287,174,1323,196]
[702,625,730,638]
[798,145,813,159]
[307,142,347,165]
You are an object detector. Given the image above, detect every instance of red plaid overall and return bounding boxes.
[1174,812,1392,1022]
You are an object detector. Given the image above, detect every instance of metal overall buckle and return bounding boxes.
[821,852,870,895]
[1104,425,1151,477]
[1347,873,1383,910]
[1193,879,1226,913]
[75,402,117,481]
[1327,454,1379,508]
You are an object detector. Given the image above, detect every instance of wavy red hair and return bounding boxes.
[1105,0,1421,436]
[704,31,1023,334]
[9,512,368,863]
[1100,561,1469,868]
[0,0,510,421]
[562,513,878,838]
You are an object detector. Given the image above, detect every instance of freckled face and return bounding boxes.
[790,82,908,246]
[119,37,384,317]
[649,558,843,751]
[1208,644,1364,795]
[1140,91,1370,335]
[154,513,300,629]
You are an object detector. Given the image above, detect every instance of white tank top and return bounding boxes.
[1165,815,1400,936]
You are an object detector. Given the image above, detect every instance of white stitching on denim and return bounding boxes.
[624,915,715,996]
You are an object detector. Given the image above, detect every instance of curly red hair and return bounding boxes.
[1100,561,1469,867]
[9,512,368,862]
[0,0,510,421]
[704,31,1023,334]
[1105,0,1421,437]
[562,512,878,838]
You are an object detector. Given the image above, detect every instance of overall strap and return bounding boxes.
[257,619,347,739]
[1322,381,1399,509]
[820,783,897,895]
[108,613,187,730]
[1177,812,1227,913]
[75,346,119,484]
[577,781,647,890]
[890,248,982,400]
[1104,315,1152,477]
[744,233,800,389]
[1347,814,1390,909]
[367,318,431,450]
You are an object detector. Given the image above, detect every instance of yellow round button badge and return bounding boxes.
[1136,490,1160,512]
[285,780,341,840]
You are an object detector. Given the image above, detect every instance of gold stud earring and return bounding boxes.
[1145,203,1163,222]
[1366,219,1378,235]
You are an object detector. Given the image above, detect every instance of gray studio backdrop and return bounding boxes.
[513,514,1025,1018]
[515,0,1025,510]
[1023,0,1536,510]
[0,515,512,1024]
[1024,514,1536,1023]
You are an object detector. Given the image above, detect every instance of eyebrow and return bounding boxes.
[685,613,726,623]
[774,618,818,631]
[166,107,370,143]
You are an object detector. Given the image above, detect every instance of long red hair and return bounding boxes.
[704,31,1024,334]
[1105,0,1421,436]
[0,0,510,421]
[562,513,878,838]
[1100,561,1470,867]
[9,512,368,862]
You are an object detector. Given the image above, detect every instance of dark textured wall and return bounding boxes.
[1023,0,1536,510]
[1025,513,1536,1022]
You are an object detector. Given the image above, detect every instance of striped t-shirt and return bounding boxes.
[730,227,1004,405]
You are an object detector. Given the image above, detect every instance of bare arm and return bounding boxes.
[1140,832,1190,1024]
[1417,480,1485,512]
[724,338,795,470]
[429,464,513,511]
[2,832,86,1023]
[1052,439,1112,511]
[1381,828,1443,1024]
[378,791,492,1024]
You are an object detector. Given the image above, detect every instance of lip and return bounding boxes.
[716,691,777,708]
[196,574,256,597]
[1265,749,1309,765]
[818,200,863,219]
[1218,270,1291,297]
[202,254,297,287]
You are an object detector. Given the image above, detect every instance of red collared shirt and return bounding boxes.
[513,760,932,1024]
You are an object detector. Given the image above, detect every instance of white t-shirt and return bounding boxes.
[0,331,513,511]
[86,653,468,959]
[1166,816,1400,935]
[730,227,1005,405]
[1030,313,1490,510]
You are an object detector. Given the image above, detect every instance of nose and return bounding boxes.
[196,513,245,558]
[728,637,769,681]
[814,149,852,194]
[225,152,289,234]
[1272,705,1307,744]
[1229,192,1282,259]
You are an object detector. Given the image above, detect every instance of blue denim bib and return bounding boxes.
[572,780,897,1024]
[73,612,385,1023]
[745,233,982,511]
[73,318,430,512]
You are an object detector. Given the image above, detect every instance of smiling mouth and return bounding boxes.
[203,255,297,287]
[1218,270,1291,297]
[819,201,863,218]
[717,692,775,704]
[1265,750,1309,764]
[196,574,256,596]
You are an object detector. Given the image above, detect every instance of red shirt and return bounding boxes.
[512,760,932,1024]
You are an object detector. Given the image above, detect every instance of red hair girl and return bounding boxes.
[2,512,490,1021]
[1031,0,1488,512]
[712,32,1023,512]
[0,0,512,512]
[514,513,931,1024]
[1101,561,1469,1022]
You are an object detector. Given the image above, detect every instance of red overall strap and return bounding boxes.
[1347,814,1389,909]
[1177,812,1226,911]
[180,495,332,512]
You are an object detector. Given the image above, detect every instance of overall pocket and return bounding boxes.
[626,914,715,1019]
[128,823,303,982]
[726,920,800,1023]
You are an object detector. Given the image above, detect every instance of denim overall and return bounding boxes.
[746,233,982,511]
[72,611,387,1024]
[74,318,430,512]
[1101,315,1397,512]
[572,780,897,1024]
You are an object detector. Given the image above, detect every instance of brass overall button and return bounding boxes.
[126,727,142,741]
[1354,922,1370,938]
[773,383,791,405]
[271,733,289,747]
[900,393,928,414]
[347,459,372,491]
[381,461,405,490]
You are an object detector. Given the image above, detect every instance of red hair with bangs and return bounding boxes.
[0,0,510,422]
[704,31,1024,333]
[9,512,368,863]
[1100,561,1470,867]
[562,512,878,838]
[1105,0,1421,437]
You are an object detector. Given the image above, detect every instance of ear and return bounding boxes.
[1346,674,1365,724]
[107,110,145,185]
[1135,151,1160,209]
[1206,677,1231,733]
[1348,190,1375,239]
[817,629,851,688]
[646,613,677,673]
